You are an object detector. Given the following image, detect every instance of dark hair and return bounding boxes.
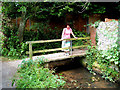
[66,23,70,26]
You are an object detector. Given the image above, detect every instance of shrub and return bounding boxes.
[1,26,27,59]
[86,20,120,83]
[86,45,120,83]
[24,22,62,52]
[72,29,90,46]
[12,57,66,88]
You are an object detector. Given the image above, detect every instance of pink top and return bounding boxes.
[62,28,72,39]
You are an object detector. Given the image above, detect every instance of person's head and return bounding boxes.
[66,24,70,29]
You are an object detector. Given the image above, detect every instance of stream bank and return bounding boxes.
[48,57,120,88]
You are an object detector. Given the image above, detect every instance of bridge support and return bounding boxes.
[29,43,33,60]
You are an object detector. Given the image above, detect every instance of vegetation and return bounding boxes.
[72,29,90,46]
[1,2,119,59]
[1,20,89,59]
[1,2,120,87]
[2,2,112,43]
[1,25,28,59]
[86,45,120,83]
[86,20,120,83]
[12,57,66,88]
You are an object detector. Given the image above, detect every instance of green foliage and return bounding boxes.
[12,58,66,88]
[25,22,62,52]
[1,26,28,59]
[86,45,120,83]
[85,20,101,28]
[17,6,26,13]
[1,20,62,58]
[95,31,98,44]
[2,2,110,20]
[72,29,90,46]
[86,46,97,71]
[1,2,119,60]
[0,32,4,54]
[1,20,90,59]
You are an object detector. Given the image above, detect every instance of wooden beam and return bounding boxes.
[28,50,87,63]
[26,37,90,44]
[26,45,88,54]
[26,47,70,54]
[29,43,33,60]
[45,53,86,63]
[72,45,88,49]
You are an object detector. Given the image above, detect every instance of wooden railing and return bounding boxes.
[26,37,90,59]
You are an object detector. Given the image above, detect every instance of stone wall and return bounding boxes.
[96,19,118,50]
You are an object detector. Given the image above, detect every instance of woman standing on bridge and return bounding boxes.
[61,24,77,56]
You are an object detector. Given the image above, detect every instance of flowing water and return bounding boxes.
[49,58,120,88]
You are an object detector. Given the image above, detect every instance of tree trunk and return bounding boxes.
[18,12,26,43]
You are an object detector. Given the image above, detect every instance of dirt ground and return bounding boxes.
[1,57,22,88]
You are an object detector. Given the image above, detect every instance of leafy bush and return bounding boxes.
[1,26,28,59]
[0,32,4,55]
[12,57,66,88]
[86,45,120,82]
[72,29,90,46]
[24,22,62,51]
[1,21,62,58]
[86,19,120,83]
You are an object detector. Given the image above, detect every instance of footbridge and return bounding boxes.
[26,37,90,62]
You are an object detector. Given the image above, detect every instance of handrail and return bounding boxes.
[26,45,88,54]
[26,37,90,44]
[26,37,90,59]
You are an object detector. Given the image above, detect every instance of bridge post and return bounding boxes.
[70,40,72,55]
[29,43,33,60]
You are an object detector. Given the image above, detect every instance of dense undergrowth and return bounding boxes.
[86,20,120,83]
[12,57,66,88]
[86,45,120,83]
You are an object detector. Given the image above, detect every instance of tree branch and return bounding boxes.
[78,2,90,13]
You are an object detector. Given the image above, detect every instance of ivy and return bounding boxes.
[86,46,120,83]
[86,20,120,83]
[1,25,28,59]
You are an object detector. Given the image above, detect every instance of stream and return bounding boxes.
[50,58,120,88]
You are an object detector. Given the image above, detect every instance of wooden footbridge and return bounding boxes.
[26,37,90,63]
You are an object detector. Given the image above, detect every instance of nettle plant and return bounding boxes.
[12,57,66,88]
[86,20,120,82]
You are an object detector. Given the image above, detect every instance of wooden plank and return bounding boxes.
[26,45,88,54]
[26,47,70,54]
[27,50,87,63]
[26,37,90,44]
[45,53,86,62]
[72,45,88,49]
[29,43,33,60]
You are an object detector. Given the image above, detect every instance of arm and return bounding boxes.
[71,29,77,39]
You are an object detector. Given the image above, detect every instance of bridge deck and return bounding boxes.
[26,49,87,63]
